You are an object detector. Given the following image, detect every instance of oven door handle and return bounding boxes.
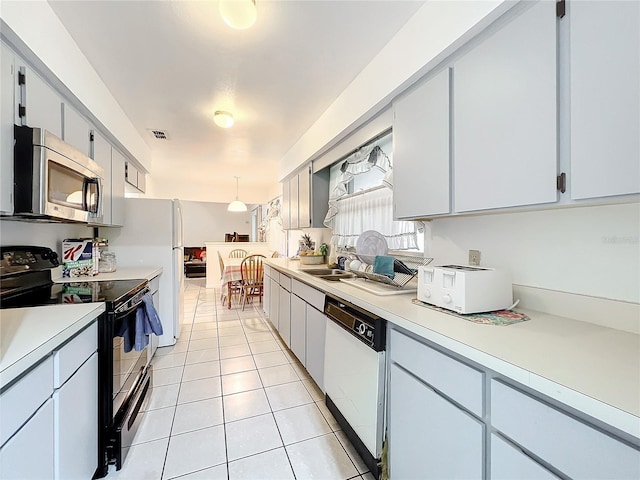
[113,290,148,318]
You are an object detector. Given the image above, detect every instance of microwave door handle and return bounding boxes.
[94,178,103,217]
[83,178,100,215]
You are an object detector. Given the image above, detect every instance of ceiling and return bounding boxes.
[48,0,425,204]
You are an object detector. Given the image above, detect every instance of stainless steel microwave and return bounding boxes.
[13,125,104,223]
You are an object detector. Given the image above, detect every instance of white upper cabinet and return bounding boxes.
[568,0,640,200]
[91,130,113,225]
[1,43,15,215]
[62,103,91,156]
[18,62,62,137]
[453,1,558,212]
[297,168,311,228]
[290,174,299,230]
[111,148,126,227]
[281,179,291,230]
[393,68,451,219]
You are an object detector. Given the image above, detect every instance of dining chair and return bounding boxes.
[271,251,280,258]
[239,254,265,310]
[229,248,248,259]
[218,250,241,306]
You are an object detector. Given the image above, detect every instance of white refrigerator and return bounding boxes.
[110,198,184,346]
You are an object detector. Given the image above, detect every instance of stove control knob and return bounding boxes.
[357,323,366,335]
[443,294,452,304]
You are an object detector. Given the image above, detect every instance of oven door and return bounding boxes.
[109,299,153,470]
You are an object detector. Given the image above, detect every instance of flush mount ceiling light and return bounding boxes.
[219,0,257,30]
[214,111,234,128]
[228,176,248,212]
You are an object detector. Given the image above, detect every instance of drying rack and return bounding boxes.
[350,254,433,288]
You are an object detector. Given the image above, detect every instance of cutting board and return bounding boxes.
[339,278,417,296]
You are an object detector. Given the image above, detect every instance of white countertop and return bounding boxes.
[52,266,163,283]
[0,303,105,390]
[265,258,640,439]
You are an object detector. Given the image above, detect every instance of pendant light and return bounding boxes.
[219,0,257,30]
[228,176,248,212]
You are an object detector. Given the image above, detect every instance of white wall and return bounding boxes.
[182,200,252,247]
[425,203,640,303]
[0,220,94,254]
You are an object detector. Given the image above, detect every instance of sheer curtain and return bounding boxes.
[327,186,417,250]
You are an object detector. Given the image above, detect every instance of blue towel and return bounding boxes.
[373,255,395,279]
[118,293,164,353]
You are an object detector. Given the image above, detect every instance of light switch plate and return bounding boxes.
[469,250,481,266]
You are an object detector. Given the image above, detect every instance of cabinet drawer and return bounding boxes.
[279,273,291,291]
[389,328,484,416]
[491,380,640,479]
[0,356,53,446]
[264,264,272,279]
[54,322,97,388]
[490,433,558,479]
[292,279,324,312]
[270,269,280,284]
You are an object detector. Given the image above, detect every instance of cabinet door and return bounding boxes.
[0,399,54,480]
[290,175,299,229]
[54,352,98,480]
[62,103,91,156]
[1,43,15,215]
[92,130,112,225]
[110,148,126,226]
[278,284,291,348]
[281,180,291,230]
[569,1,640,199]
[453,1,557,212]
[305,305,326,391]
[393,68,450,218]
[263,271,271,317]
[298,168,311,228]
[20,64,62,137]
[268,276,279,330]
[389,364,483,479]
[490,433,558,480]
[290,294,306,364]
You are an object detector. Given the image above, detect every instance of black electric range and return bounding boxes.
[0,246,147,310]
[1,246,153,477]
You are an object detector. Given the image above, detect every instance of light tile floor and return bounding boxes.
[110,278,374,480]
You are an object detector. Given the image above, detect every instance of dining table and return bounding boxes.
[220,257,244,308]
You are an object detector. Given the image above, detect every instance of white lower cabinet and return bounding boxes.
[491,379,640,479]
[290,294,306,364]
[0,398,55,480]
[54,352,98,480]
[389,363,483,479]
[278,283,291,347]
[268,275,279,330]
[0,321,98,480]
[288,278,326,390]
[263,266,271,317]
[490,433,558,480]
[305,304,326,391]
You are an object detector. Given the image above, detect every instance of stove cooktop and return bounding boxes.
[0,278,148,309]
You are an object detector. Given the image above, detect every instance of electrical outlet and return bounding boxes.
[468,249,481,266]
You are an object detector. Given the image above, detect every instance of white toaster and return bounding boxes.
[417,265,513,314]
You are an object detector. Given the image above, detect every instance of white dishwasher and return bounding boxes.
[323,294,386,479]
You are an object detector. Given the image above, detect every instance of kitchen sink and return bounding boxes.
[302,268,355,281]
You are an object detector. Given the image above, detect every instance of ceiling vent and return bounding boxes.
[148,129,169,140]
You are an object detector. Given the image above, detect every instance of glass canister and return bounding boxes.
[99,251,117,273]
